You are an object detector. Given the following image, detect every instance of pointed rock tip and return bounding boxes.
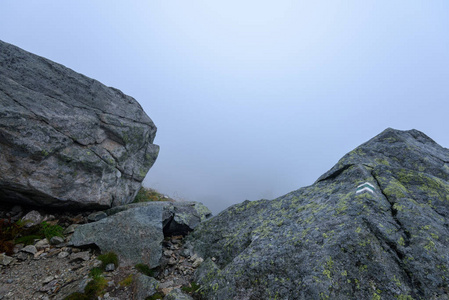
[369,127,437,145]
[315,128,444,183]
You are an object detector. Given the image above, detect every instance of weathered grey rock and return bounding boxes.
[42,276,55,284]
[71,203,165,267]
[49,236,64,245]
[16,252,28,261]
[35,238,50,250]
[0,40,159,209]
[69,251,90,262]
[71,201,211,267]
[162,202,213,236]
[163,288,194,300]
[0,253,13,266]
[188,128,449,299]
[21,245,37,255]
[87,211,108,222]
[55,278,90,300]
[63,224,78,235]
[105,263,115,272]
[133,274,159,300]
[57,251,69,259]
[21,210,43,227]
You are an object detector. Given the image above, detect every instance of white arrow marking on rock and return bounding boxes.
[356,182,375,194]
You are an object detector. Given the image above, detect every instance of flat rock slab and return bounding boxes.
[0,40,159,209]
[70,201,211,267]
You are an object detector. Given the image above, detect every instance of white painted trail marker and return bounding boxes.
[356,182,375,194]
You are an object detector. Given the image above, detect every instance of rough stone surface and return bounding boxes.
[49,236,65,245]
[105,263,115,272]
[188,128,449,299]
[35,238,50,250]
[21,210,43,227]
[0,206,203,299]
[70,201,211,267]
[21,245,37,255]
[71,203,166,267]
[0,40,159,209]
[163,288,195,300]
[69,251,90,262]
[133,273,159,300]
[0,253,13,266]
[162,202,213,236]
[87,211,108,222]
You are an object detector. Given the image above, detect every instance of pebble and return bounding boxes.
[16,252,28,261]
[192,257,204,268]
[58,252,70,259]
[63,224,78,235]
[35,239,50,251]
[21,245,37,255]
[34,250,44,258]
[50,236,64,245]
[43,276,54,284]
[21,210,43,227]
[188,254,197,262]
[0,253,14,266]
[87,211,108,222]
[69,251,90,262]
[105,263,115,272]
[180,249,191,257]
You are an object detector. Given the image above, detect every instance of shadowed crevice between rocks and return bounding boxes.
[371,172,412,248]
[163,215,192,237]
[371,171,421,297]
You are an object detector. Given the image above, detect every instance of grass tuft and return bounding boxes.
[98,252,119,269]
[84,277,108,298]
[146,293,164,300]
[119,274,133,286]
[40,221,64,239]
[182,282,201,294]
[135,263,155,277]
[133,187,168,203]
[89,267,103,279]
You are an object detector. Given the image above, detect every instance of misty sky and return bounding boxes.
[1,1,448,214]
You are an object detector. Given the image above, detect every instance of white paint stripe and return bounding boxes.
[356,187,375,194]
[357,182,375,189]
[356,185,375,192]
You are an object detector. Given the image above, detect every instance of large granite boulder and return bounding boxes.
[188,128,449,299]
[70,201,212,267]
[0,40,159,209]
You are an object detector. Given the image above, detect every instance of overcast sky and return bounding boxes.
[1,1,448,214]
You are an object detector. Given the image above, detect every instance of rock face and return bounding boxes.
[188,128,449,299]
[0,40,159,209]
[70,201,212,267]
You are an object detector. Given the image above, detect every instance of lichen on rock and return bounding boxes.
[188,128,449,299]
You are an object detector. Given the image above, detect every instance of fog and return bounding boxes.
[2,1,449,214]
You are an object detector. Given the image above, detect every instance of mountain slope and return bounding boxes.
[188,128,449,300]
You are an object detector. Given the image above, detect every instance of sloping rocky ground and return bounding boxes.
[188,128,449,299]
[0,203,204,300]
